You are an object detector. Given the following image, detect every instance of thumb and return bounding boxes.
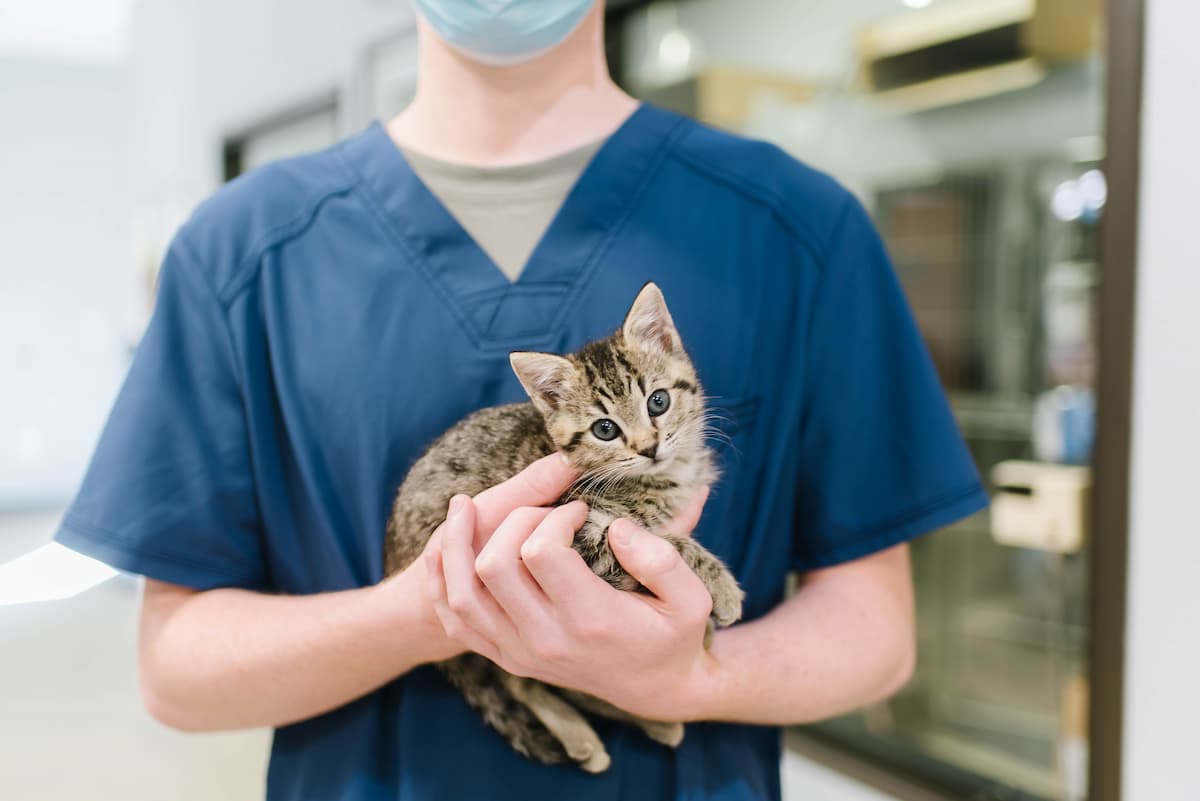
[608,519,711,615]
[473,453,580,535]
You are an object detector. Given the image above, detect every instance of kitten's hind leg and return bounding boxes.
[501,675,611,773]
[439,655,574,767]
[557,689,685,748]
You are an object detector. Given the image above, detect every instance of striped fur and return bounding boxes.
[384,284,743,772]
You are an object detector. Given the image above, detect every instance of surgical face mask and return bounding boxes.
[412,0,596,66]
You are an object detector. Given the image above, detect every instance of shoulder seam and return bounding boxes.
[216,182,358,307]
[817,192,859,264]
[799,201,853,349]
[192,156,360,307]
[669,136,846,268]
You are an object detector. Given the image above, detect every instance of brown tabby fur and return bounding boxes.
[384,283,744,773]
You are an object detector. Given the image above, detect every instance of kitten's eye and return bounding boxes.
[591,419,620,441]
[647,389,671,417]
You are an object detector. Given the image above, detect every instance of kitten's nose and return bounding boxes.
[638,443,658,460]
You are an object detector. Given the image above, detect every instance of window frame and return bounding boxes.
[221,89,340,182]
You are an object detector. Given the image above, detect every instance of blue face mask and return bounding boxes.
[412,0,596,66]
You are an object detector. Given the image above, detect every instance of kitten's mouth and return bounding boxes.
[635,456,673,475]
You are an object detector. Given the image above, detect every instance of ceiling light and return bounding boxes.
[1077,169,1107,211]
[0,0,133,64]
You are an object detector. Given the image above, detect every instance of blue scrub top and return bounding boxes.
[58,105,987,801]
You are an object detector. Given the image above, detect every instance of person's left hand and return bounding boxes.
[424,486,718,722]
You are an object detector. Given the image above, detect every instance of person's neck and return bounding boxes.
[387,9,639,167]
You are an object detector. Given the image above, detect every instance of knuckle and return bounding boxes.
[446,592,473,617]
[572,615,610,641]
[519,538,546,564]
[442,617,466,641]
[643,547,679,577]
[473,553,502,582]
[530,634,566,664]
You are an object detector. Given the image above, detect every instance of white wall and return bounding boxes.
[0,58,133,506]
[1,4,413,799]
[1121,0,1200,798]
[131,0,411,218]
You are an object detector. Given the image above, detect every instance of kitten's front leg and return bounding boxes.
[574,510,743,630]
[573,510,640,592]
[663,534,744,632]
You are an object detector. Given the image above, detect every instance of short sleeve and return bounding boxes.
[791,197,988,570]
[55,234,267,590]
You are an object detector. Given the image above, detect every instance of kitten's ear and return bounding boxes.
[510,352,575,412]
[622,282,682,355]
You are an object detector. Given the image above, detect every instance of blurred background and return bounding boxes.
[0,1,1195,800]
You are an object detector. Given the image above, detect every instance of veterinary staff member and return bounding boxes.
[57,1,988,799]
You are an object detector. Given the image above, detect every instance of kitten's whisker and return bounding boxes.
[569,461,633,501]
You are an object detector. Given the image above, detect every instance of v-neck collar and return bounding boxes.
[338,104,689,352]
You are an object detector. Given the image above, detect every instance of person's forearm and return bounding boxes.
[138,568,455,732]
[684,545,916,725]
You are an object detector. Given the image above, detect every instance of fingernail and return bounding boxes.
[559,452,572,466]
[611,520,633,547]
[448,495,467,520]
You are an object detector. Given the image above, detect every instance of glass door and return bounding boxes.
[611,2,1106,798]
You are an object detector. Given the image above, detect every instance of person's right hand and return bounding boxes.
[410,453,582,661]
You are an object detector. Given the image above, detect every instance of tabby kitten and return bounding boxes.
[384,283,744,773]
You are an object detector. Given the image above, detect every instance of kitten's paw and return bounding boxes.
[638,720,685,747]
[668,535,745,629]
[580,748,612,774]
[531,727,610,773]
[706,565,744,628]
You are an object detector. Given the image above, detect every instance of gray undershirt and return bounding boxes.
[401,139,605,283]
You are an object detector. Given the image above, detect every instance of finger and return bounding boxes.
[607,519,712,615]
[475,506,555,629]
[439,495,518,638]
[424,532,504,663]
[658,486,710,538]
[473,454,581,535]
[422,525,446,576]
[521,502,606,605]
[432,599,502,664]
